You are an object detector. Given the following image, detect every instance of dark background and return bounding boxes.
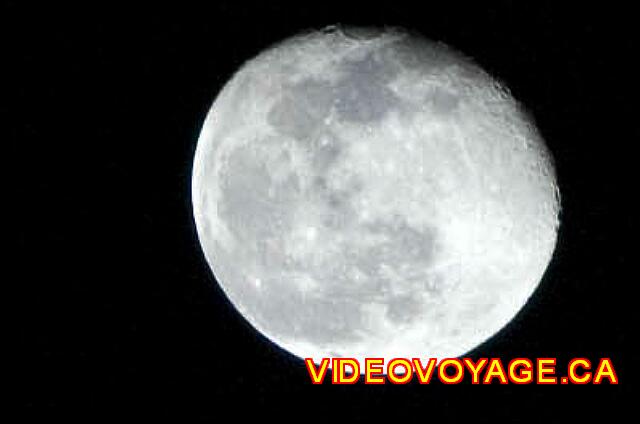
[13,1,635,421]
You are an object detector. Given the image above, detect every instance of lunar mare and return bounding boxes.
[192,26,560,368]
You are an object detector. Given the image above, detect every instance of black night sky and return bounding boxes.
[14,1,635,421]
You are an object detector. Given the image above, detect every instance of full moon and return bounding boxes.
[192,26,560,368]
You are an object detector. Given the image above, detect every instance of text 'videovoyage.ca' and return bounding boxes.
[305,358,618,385]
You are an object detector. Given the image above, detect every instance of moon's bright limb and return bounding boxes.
[192,26,560,368]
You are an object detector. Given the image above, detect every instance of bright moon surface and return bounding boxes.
[192,26,560,369]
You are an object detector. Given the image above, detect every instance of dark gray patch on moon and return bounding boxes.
[267,80,334,140]
[268,49,405,136]
[364,217,439,267]
[217,143,298,246]
[428,86,461,114]
[333,51,402,123]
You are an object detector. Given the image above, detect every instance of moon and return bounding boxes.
[192,26,560,368]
